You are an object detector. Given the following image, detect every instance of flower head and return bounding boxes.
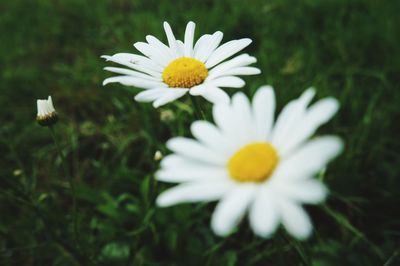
[36,96,58,126]
[155,86,343,239]
[102,21,260,108]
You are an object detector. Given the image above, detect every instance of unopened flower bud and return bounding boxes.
[160,109,175,122]
[154,150,163,161]
[36,96,58,126]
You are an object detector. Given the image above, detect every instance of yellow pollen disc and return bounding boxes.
[162,57,208,88]
[228,143,279,183]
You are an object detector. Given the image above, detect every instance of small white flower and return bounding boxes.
[102,21,260,108]
[36,96,58,126]
[155,86,344,240]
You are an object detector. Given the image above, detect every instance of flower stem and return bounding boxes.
[190,95,206,120]
[49,126,79,248]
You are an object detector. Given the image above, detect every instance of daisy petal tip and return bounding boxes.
[319,187,329,202]
[253,230,274,239]
[334,137,345,154]
[326,97,340,113]
[188,89,200,96]
[325,135,345,154]
[294,229,313,241]
[165,138,181,150]
[211,224,232,238]
[133,94,142,102]
[242,38,252,45]
[189,122,199,134]
[101,55,111,61]
[258,85,274,92]
[155,195,170,208]
[154,170,163,181]
[218,96,230,105]
[232,91,247,102]
[215,31,224,39]
[234,78,246,88]
[306,86,316,95]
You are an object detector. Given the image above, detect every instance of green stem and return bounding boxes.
[49,126,79,248]
[1,189,83,265]
[322,204,384,259]
[190,95,206,120]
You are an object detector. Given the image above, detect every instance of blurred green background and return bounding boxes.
[0,0,399,265]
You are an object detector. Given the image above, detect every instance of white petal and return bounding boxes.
[190,120,235,156]
[156,165,228,183]
[252,86,275,141]
[104,67,161,81]
[271,88,316,149]
[209,76,245,88]
[193,34,212,59]
[207,54,257,79]
[200,88,230,105]
[192,86,230,105]
[160,154,189,168]
[279,199,312,240]
[211,184,256,236]
[134,89,169,102]
[189,84,207,96]
[184,21,195,57]
[152,89,188,108]
[230,92,255,143]
[37,101,44,116]
[156,181,233,207]
[195,31,224,62]
[212,98,256,147]
[146,35,175,60]
[102,76,166,89]
[47,96,55,112]
[212,103,242,149]
[275,179,328,204]
[163,21,177,52]
[36,101,41,116]
[175,40,185,57]
[159,154,227,181]
[134,42,170,67]
[166,137,227,165]
[249,187,280,238]
[217,66,261,77]
[205,38,252,68]
[102,54,162,77]
[279,98,340,156]
[273,136,344,180]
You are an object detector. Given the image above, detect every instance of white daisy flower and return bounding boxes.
[36,96,58,126]
[102,21,260,108]
[155,86,344,239]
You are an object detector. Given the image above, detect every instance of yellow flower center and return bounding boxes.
[162,57,208,88]
[228,143,279,183]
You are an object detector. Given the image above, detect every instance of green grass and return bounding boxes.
[1,0,399,265]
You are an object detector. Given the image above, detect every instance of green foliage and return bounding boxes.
[0,0,399,265]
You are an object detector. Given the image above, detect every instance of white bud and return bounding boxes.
[154,150,163,161]
[36,96,58,126]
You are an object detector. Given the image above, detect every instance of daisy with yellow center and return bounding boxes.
[102,21,260,108]
[155,86,344,239]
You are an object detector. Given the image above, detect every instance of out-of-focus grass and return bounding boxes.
[0,0,399,265]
